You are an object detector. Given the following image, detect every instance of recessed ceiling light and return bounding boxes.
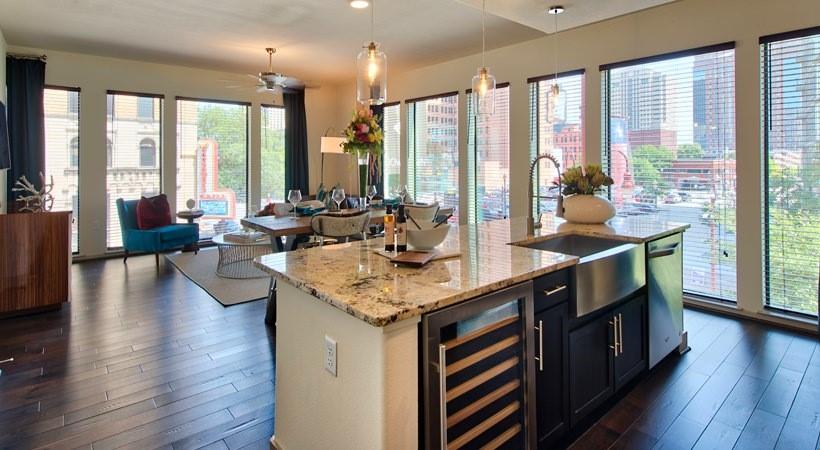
[350,0,370,8]
[547,5,565,15]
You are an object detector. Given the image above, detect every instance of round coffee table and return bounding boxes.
[212,233,273,279]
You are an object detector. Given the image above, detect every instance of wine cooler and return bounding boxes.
[422,282,536,450]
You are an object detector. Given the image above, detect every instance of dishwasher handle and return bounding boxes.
[649,242,679,258]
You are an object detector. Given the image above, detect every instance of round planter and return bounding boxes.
[562,195,616,224]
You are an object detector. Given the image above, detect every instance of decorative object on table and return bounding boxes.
[319,131,345,197]
[528,152,564,235]
[185,198,196,210]
[176,209,204,224]
[405,202,439,222]
[395,204,408,252]
[223,230,267,244]
[560,164,616,224]
[471,0,496,117]
[355,0,387,105]
[116,198,199,266]
[407,221,450,251]
[342,105,384,198]
[12,173,54,213]
[295,200,326,216]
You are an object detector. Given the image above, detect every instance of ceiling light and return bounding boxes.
[548,5,564,100]
[547,5,564,15]
[350,0,369,9]
[471,0,496,117]
[356,0,386,105]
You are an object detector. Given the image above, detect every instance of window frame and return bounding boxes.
[260,103,287,203]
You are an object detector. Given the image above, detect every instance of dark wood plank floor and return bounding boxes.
[0,255,817,449]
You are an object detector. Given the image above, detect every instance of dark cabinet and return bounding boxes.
[568,312,615,426]
[534,303,569,449]
[568,294,646,426]
[614,295,647,389]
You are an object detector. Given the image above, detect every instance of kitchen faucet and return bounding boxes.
[527,153,563,236]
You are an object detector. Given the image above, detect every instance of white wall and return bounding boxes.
[6,46,346,257]
[0,27,7,213]
[334,0,820,326]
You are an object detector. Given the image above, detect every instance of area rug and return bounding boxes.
[166,249,269,306]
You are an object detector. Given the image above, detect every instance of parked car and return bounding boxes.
[663,192,682,204]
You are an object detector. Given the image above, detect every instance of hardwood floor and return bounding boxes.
[0,255,817,449]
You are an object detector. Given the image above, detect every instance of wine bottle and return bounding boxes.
[396,205,407,252]
[384,205,395,252]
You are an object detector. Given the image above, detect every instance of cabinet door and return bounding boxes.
[568,314,614,426]
[614,295,647,389]
[534,303,568,448]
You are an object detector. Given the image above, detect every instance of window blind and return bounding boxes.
[176,98,249,239]
[602,44,737,301]
[407,93,459,219]
[382,103,401,197]
[44,87,80,253]
[261,105,286,204]
[761,29,820,317]
[106,92,162,249]
[468,84,510,223]
[528,71,585,215]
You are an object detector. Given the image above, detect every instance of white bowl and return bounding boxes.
[407,222,450,251]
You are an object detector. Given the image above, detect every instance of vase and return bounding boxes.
[562,194,616,224]
[358,154,369,201]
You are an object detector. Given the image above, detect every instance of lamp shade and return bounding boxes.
[357,42,387,105]
[0,102,10,170]
[471,67,496,117]
[321,136,346,154]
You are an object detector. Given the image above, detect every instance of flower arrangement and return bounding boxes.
[342,105,384,159]
[560,164,614,196]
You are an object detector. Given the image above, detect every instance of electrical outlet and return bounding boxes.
[324,335,337,377]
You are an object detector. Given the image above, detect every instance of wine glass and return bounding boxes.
[366,185,377,209]
[332,188,346,211]
[287,189,302,218]
[398,185,408,205]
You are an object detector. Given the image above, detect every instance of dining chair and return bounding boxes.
[310,210,372,246]
[405,202,440,222]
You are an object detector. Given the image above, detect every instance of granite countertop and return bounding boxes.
[254,214,689,327]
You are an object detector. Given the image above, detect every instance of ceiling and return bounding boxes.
[453,0,678,34]
[0,0,544,85]
[0,0,678,85]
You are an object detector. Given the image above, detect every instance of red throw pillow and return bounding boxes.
[136,194,172,230]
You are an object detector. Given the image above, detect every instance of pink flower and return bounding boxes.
[358,123,370,133]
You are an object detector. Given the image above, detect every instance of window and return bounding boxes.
[382,102,401,196]
[407,93,459,219]
[137,97,154,120]
[468,84,510,223]
[261,105,286,204]
[44,87,80,253]
[139,138,157,168]
[177,98,249,238]
[602,44,737,301]
[761,28,820,317]
[528,71,585,215]
[106,92,163,249]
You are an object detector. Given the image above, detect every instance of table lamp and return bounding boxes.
[320,135,345,188]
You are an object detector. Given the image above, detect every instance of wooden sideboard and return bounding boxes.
[0,211,72,316]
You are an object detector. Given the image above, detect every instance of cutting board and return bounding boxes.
[374,248,461,267]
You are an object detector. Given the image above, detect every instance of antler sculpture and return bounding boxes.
[12,172,55,213]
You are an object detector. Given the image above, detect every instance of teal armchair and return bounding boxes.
[116,198,199,265]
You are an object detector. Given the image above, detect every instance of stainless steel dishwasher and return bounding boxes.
[647,233,685,368]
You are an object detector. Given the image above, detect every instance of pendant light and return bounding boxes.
[471,0,496,117]
[356,0,387,105]
[547,6,564,99]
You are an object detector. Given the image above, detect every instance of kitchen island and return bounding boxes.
[255,214,688,450]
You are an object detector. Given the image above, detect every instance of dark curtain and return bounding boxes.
[5,57,46,208]
[369,104,384,196]
[0,102,10,170]
[284,90,310,197]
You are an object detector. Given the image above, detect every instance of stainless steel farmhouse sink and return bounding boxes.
[516,234,646,317]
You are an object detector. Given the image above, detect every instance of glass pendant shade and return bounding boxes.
[357,42,387,105]
[471,67,496,116]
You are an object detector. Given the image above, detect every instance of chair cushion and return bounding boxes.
[153,224,198,243]
[137,194,172,230]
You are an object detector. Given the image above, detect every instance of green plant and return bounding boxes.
[560,164,614,195]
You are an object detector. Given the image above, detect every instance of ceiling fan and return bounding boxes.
[222,48,314,94]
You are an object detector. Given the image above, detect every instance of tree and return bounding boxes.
[196,105,248,201]
[631,145,674,196]
[677,143,704,159]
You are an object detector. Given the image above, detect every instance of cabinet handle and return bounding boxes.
[543,284,568,296]
[618,313,624,355]
[534,320,544,372]
[609,315,620,357]
[438,344,448,449]
[649,243,679,258]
